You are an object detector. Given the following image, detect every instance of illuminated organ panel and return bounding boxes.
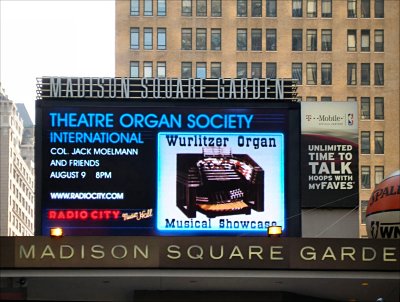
[177,148,264,218]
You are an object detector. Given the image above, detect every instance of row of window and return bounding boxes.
[347,0,384,18]
[130,0,166,16]
[361,165,384,190]
[294,28,384,52]
[129,0,385,19]
[347,29,384,52]
[294,0,384,18]
[360,164,385,224]
[291,63,332,85]
[360,97,384,120]
[130,61,223,78]
[347,63,384,86]
[130,27,166,50]
[182,28,221,50]
[130,61,385,86]
[361,131,384,155]
[298,96,333,102]
[293,62,385,86]
[130,27,385,53]
[182,0,222,17]
[130,61,277,78]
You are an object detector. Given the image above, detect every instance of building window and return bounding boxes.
[292,0,302,17]
[182,28,192,50]
[157,0,167,16]
[361,30,370,51]
[374,63,384,85]
[251,29,262,51]
[266,62,277,78]
[266,0,277,17]
[347,63,357,85]
[211,0,222,16]
[292,29,303,51]
[306,96,317,102]
[321,63,332,85]
[374,30,384,52]
[131,0,139,16]
[347,30,357,51]
[361,166,371,189]
[306,63,317,85]
[266,29,277,51]
[237,29,247,51]
[144,0,153,15]
[361,97,370,119]
[251,62,262,78]
[211,29,221,50]
[374,97,384,120]
[211,62,221,78]
[307,0,317,17]
[196,62,207,78]
[375,0,384,18]
[237,62,247,78]
[196,28,207,50]
[157,28,166,50]
[130,61,139,77]
[361,0,370,17]
[252,0,262,16]
[237,0,248,17]
[181,62,192,78]
[197,0,207,16]
[348,0,357,17]
[143,61,153,78]
[361,63,370,85]
[347,97,357,102]
[321,0,332,17]
[182,0,192,16]
[306,29,317,51]
[374,131,384,154]
[292,63,302,85]
[157,62,166,78]
[321,29,332,51]
[361,131,370,154]
[375,166,384,185]
[144,28,153,50]
[361,200,368,224]
[321,96,332,102]
[130,27,139,49]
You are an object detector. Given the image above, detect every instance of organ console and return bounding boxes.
[176,147,264,218]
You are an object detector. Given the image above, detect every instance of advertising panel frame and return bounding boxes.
[35,97,301,237]
[300,102,359,208]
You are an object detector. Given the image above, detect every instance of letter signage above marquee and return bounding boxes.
[35,77,301,236]
[36,77,298,101]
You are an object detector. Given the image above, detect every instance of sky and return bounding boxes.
[0,0,115,121]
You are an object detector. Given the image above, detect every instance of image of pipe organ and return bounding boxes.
[176,147,264,218]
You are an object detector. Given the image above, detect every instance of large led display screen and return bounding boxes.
[36,101,300,236]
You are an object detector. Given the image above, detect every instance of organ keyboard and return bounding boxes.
[176,148,264,218]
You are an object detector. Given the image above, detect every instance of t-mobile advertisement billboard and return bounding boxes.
[301,102,359,208]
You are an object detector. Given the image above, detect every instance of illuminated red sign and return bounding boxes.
[48,210,121,221]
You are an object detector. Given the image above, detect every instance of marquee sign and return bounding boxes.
[35,78,301,236]
[1,237,398,271]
